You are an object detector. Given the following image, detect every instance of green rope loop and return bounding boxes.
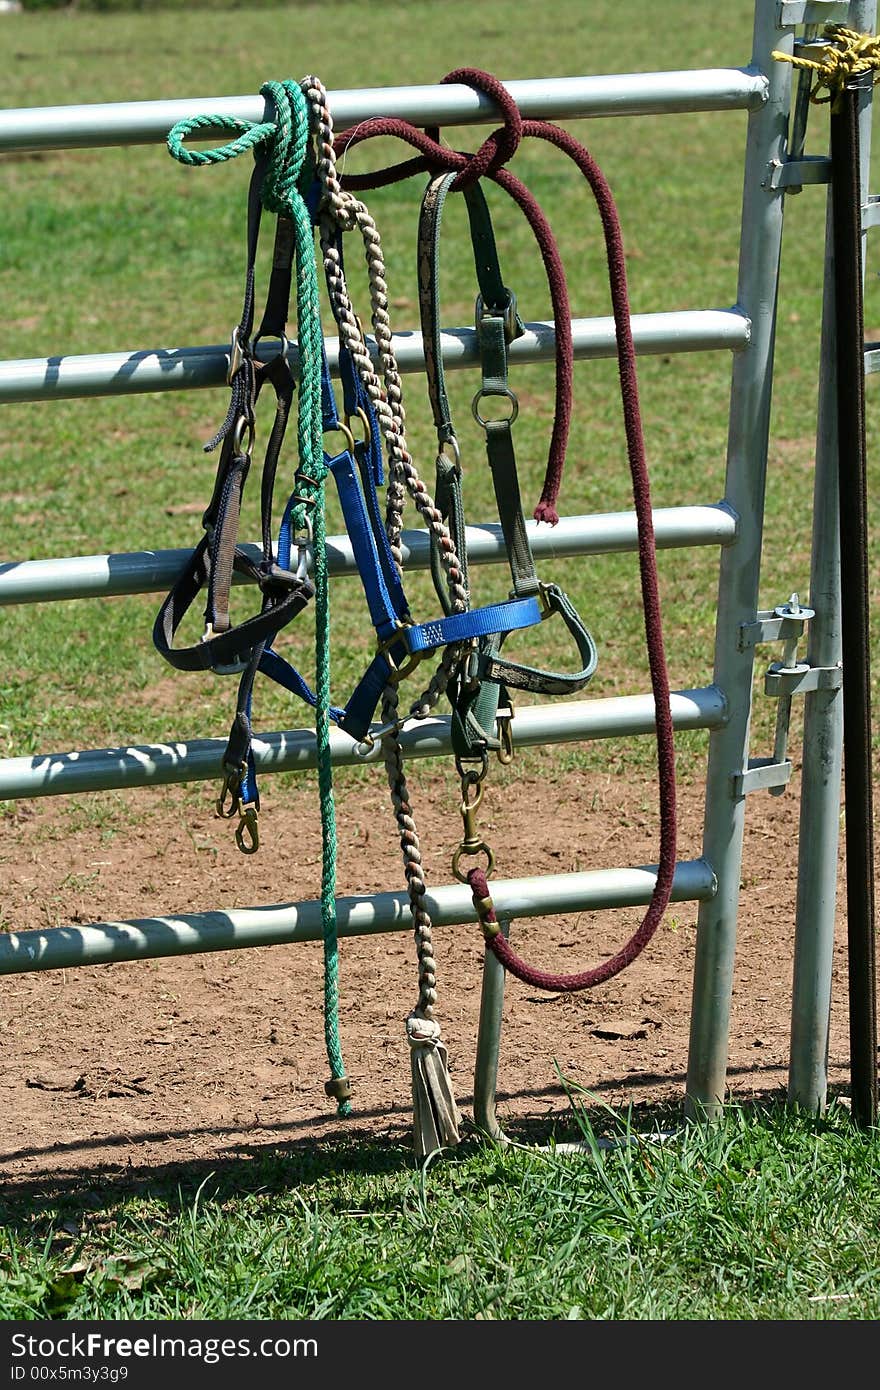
[166,79,349,1117]
[166,112,277,166]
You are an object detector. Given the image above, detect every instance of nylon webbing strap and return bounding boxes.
[418,171,517,444]
[416,165,599,757]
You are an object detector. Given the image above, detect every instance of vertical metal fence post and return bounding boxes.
[685,0,793,1118]
[789,0,878,1115]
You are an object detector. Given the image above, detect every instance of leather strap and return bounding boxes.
[154,151,312,680]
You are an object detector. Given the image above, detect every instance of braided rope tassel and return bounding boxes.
[304,76,461,1155]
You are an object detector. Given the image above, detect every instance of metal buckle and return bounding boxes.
[200,624,250,676]
[475,289,520,342]
[376,622,424,683]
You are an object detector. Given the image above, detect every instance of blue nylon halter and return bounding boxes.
[226,213,545,817]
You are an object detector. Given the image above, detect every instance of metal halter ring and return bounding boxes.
[436,435,461,468]
[471,387,519,429]
[232,413,255,455]
[252,331,290,366]
[323,419,356,455]
[344,406,372,447]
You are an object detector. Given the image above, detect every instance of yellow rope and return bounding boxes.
[773,24,880,110]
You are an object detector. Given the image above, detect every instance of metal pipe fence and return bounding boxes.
[0,0,866,1145]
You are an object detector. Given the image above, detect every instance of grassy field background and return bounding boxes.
[0,0,851,774]
[1,0,879,1321]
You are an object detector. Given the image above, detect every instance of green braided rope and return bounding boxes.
[312,501,350,1114]
[167,79,350,1117]
[260,80,349,1117]
[260,81,326,529]
[167,112,277,165]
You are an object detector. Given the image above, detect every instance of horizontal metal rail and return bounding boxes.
[0,310,751,404]
[0,860,718,976]
[0,70,768,154]
[0,687,727,801]
[0,506,737,607]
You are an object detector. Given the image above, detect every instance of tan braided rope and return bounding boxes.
[302,75,466,1023]
[773,24,880,110]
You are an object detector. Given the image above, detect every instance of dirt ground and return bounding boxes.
[0,751,855,1196]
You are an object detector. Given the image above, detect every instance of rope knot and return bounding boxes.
[441,68,522,190]
[259,79,311,218]
[166,80,314,224]
[406,1014,443,1049]
[773,25,880,110]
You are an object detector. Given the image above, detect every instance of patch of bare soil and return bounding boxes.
[0,756,854,1195]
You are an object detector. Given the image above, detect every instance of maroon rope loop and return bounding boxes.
[332,89,570,525]
[466,121,679,988]
[332,75,677,987]
[440,68,523,188]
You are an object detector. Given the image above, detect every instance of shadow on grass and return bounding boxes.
[0,1063,842,1238]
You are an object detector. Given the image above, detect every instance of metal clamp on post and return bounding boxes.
[733,593,841,797]
[764,594,814,796]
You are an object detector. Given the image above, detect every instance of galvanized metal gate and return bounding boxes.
[0,0,873,1143]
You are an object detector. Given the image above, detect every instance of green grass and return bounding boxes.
[1,1097,879,1320]
[2,0,880,1322]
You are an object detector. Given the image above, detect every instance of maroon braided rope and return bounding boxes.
[465,123,678,989]
[335,70,677,987]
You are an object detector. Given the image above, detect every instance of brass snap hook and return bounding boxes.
[496,703,515,764]
[235,803,260,855]
[452,765,495,882]
[216,765,244,820]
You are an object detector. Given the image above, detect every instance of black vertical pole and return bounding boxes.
[830,74,878,1128]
